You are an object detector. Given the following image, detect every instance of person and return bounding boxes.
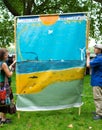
[0,48,15,124]
[86,43,102,120]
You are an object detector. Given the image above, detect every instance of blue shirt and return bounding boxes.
[90,54,102,87]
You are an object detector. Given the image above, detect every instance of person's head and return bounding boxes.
[0,48,8,61]
[94,44,102,55]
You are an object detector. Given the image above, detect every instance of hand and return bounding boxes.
[9,65,12,70]
[9,60,16,68]
[9,60,16,71]
[86,49,90,57]
[12,60,16,65]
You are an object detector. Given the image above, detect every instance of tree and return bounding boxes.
[76,0,102,42]
[1,0,102,44]
[2,0,89,15]
[0,1,14,47]
[94,0,102,3]
[89,1,102,42]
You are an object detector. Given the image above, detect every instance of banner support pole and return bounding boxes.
[17,111,20,119]
[78,106,81,115]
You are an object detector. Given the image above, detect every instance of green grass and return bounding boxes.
[0,74,102,130]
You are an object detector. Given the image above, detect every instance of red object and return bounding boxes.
[0,90,6,100]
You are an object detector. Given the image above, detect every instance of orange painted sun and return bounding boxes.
[40,15,59,25]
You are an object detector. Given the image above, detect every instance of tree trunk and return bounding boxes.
[3,0,19,16]
[94,0,102,4]
[22,0,34,15]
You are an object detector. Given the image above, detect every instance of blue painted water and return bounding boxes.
[16,60,85,74]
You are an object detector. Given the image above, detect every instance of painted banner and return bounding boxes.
[15,13,88,111]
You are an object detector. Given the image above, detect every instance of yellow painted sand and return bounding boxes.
[16,67,85,94]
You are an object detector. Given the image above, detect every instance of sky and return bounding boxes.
[88,38,96,48]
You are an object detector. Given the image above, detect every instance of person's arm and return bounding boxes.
[9,60,16,71]
[2,62,13,77]
[86,50,90,68]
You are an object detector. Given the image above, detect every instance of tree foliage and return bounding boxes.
[0,0,102,47]
[2,0,88,15]
[78,0,102,42]
[89,1,102,42]
[0,1,14,47]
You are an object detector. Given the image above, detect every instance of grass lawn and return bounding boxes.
[0,74,102,130]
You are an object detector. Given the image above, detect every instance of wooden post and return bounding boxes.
[78,106,81,116]
[17,111,20,119]
[86,19,90,49]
